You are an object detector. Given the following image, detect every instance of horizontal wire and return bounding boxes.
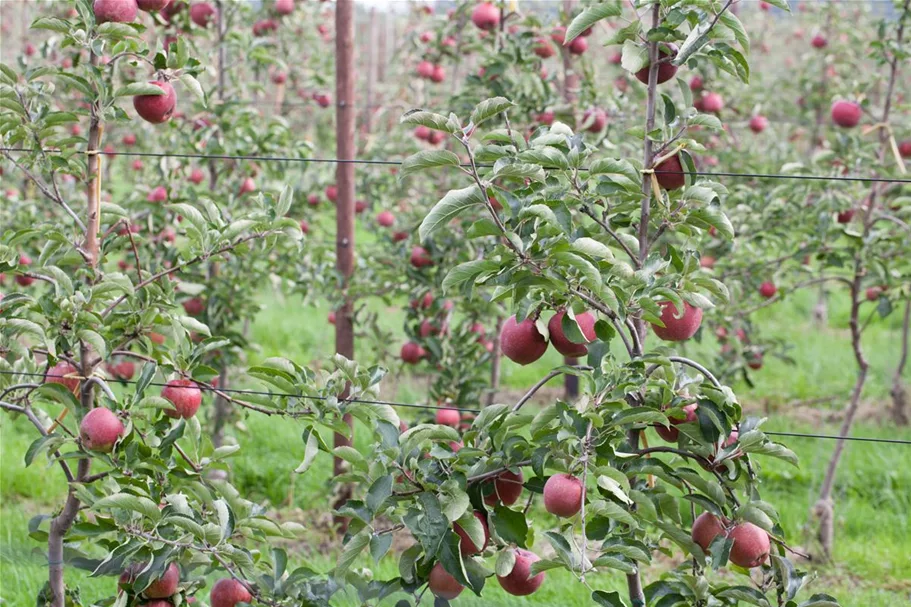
[2,147,911,184]
[3,370,910,445]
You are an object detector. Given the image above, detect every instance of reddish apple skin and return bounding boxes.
[749,115,768,133]
[635,43,678,84]
[416,60,435,79]
[80,407,125,452]
[582,108,607,133]
[162,379,202,419]
[109,361,136,380]
[46,361,80,394]
[182,297,205,316]
[400,341,426,364]
[652,301,703,342]
[497,549,545,596]
[189,169,205,185]
[567,36,588,55]
[548,311,596,357]
[499,316,548,365]
[275,0,293,16]
[471,2,500,31]
[376,211,394,227]
[189,2,215,27]
[654,154,686,190]
[238,177,256,195]
[307,193,320,207]
[142,563,180,598]
[210,578,252,607]
[410,246,433,268]
[435,407,460,427]
[865,286,884,301]
[430,65,445,83]
[454,511,490,555]
[428,562,463,600]
[94,0,138,23]
[831,101,861,128]
[133,81,177,124]
[147,186,168,202]
[899,141,911,158]
[689,75,704,91]
[533,38,555,58]
[655,403,698,442]
[543,473,584,517]
[137,0,171,10]
[759,281,777,299]
[729,522,771,568]
[747,352,764,370]
[483,470,523,506]
[691,512,726,552]
[700,92,724,114]
[837,209,855,224]
[811,33,827,48]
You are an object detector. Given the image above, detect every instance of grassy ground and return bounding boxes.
[1,290,909,606]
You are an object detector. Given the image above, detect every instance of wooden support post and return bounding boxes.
[332,0,356,534]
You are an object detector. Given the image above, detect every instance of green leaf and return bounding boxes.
[179,74,205,104]
[294,430,320,474]
[93,493,162,522]
[96,22,141,39]
[366,475,393,515]
[419,186,486,241]
[572,237,614,260]
[621,40,649,74]
[77,329,107,360]
[689,113,723,130]
[610,409,668,427]
[592,590,630,607]
[400,110,458,133]
[399,149,461,179]
[518,147,569,169]
[25,434,64,467]
[490,505,528,547]
[763,0,790,11]
[335,529,370,577]
[469,97,514,128]
[797,594,839,607]
[369,533,393,563]
[495,549,516,577]
[31,17,70,34]
[688,207,734,240]
[673,19,714,67]
[588,500,637,528]
[716,586,772,607]
[113,82,168,98]
[565,3,621,45]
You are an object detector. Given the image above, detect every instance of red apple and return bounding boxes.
[689,75,704,91]
[837,209,855,223]
[210,579,252,607]
[435,407,460,427]
[534,38,555,58]
[80,407,125,452]
[428,562,462,600]
[410,246,433,268]
[162,378,202,419]
[567,36,588,55]
[700,92,724,114]
[400,341,426,364]
[497,549,545,596]
[94,0,138,23]
[759,281,777,299]
[483,469,523,505]
[547,310,596,357]
[133,81,177,124]
[238,177,256,195]
[499,315,548,365]
[582,108,607,133]
[137,0,171,10]
[16,254,35,287]
[454,511,489,555]
[831,100,861,128]
[543,473,584,517]
[654,154,686,190]
[655,403,698,442]
[728,522,771,568]
[471,2,500,31]
[811,33,827,48]
[147,186,168,202]
[325,184,338,203]
[635,43,678,85]
[416,60,435,79]
[189,2,215,27]
[189,168,205,185]
[749,115,768,133]
[275,0,293,16]
[691,512,726,552]
[46,361,80,394]
[651,301,703,341]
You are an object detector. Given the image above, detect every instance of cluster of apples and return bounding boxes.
[46,359,204,452]
[498,310,597,366]
[118,562,252,607]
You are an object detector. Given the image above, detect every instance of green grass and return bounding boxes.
[1,290,909,606]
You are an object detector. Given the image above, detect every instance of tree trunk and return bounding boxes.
[891,298,911,426]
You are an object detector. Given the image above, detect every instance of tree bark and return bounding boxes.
[332,0,356,534]
[891,299,910,426]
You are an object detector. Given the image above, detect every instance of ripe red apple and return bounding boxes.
[355,200,367,214]
[547,311,596,357]
[435,407,460,427]
[899,141,911,158]
[749,115,768,133]
[651,301,703,342]
[162,378,202,419]
[536,110,555,126]
[837,209,855,224]
[400,341,426,364]
[46,361,80,394]
[271,71,287,85]
[760,1,771,9]
[497,549,545,596]
[189,2,215,27]
[811,33,827,48]
[410,246,433,268]
[428,130,445,145]
[728,522,770,568]
[700,92,724,114]
[313,93,331,108]
[414,125,431,141]
[182,297,204,316]
[94,0,138,23]
[238,177,256,195]
[80,407,125,452]
[392,231,409,242]
[582,108,607,133]
[376,211,395,227]
[534,38,555,58]
[483,470,524,505]
[454,511,489,555]
[411,292,434,309]
[499,315,548,365]
[654,154,686,190]
[275,0,293,16]
[416,60,435,79]
[189,168,205,185]
[567,36,588,55]
[16,254,35,287]
[759,281,777,299]
[635,43,678,85]
[109,361,136,380]
[147,186,168,202]
[428,562,463,600]
[430,65,445,83]
[543,473,584,517]
[307,193,320,207]
[689,75,704,91]
[325,184,338,202]
[327,311,336,325]
[210,578,252,607]
[419,319,440,338]
[655,403,698,442]
[865,286,884,301]
[419,31,432,43]
[747,352,764,370]
[122,133,137,146]
[471,2,500,31]
[133,81,176,124]
[299,220,309,235]
[137,0,172,10]
[831,100,861,128]
[691,512,726,552]
[120,562,180,597]
[132,159,144,171]
[700,255,716,269]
